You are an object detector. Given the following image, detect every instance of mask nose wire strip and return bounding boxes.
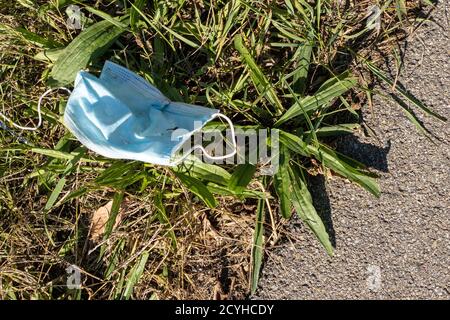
[0,87,71,131]
[171,113,237,166]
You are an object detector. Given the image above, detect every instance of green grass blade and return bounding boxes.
[395,0,407,20]
[131,3,199,48]
[387,92,434,138]
[305,123,360,137]
[122,251,149,299]
[173,155,231,186]
[175,172,217,208]
[365,61,447,122]
[205,183,268,199]
[280,131,380,197]
[311,144,381,197]
[154,192,177,250]
[30,148,101,163]
[61,186,88,204]
[95,161,144,189]
[34,48,65,63]
[275,71,357,126]
[44,177,66,211]
[401,106,432,138]
[319,143,367,170]
[11,27,62,48]
[48,17,128,87]
[278,130,310,157]
[228,164,257,194]
[128,3,174,50]
[284,79,320,147]
[273,146,292,219]
[289,165,333,255]
[113,269,126,299]
[98,192,124,261]
[159,24,200,49]
[250,196,265,295]
[103,192,124,240]
[84,6,128,29]
[43,177,67,247]
[104,239,126,279]
[292,31,313,95]
[130,0,147,32]
[234,34,284,116]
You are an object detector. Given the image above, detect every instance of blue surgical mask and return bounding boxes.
[1,61,236,166]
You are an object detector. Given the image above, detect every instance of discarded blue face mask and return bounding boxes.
[1,61,236,166]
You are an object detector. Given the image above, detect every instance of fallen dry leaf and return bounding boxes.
[90,200,122,242]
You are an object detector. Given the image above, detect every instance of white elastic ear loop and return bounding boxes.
[0,87,71,131]
[171,113,237,166]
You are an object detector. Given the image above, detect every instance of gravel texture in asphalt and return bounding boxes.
[256,2,450,299]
